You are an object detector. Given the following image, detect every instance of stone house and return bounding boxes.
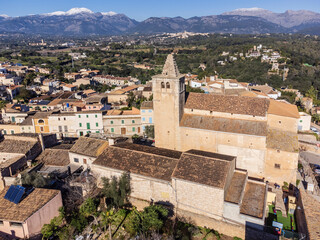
[0,187,62,239]
[32,112,52,134]
[91,143,267,238]
[69,137,108,168]
[103,108,141,136]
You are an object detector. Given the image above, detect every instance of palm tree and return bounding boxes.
[100,210,115,240]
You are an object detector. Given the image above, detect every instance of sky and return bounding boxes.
[1,0,320,20]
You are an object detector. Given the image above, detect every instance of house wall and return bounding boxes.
[33,118,50,133]
[48,115,77,138]
[75,112,104,136]
[264,148,298,184]
[267,114,298,133]
[223,202,264,226]
[107,94,128,103]
[173,178,224,220]
[0,124,21,135]
[69,152,96,168]
[20,125,35,133]
[92,165,175,204]
[25,192,62,238]
[298,114,311,131]
[103,115,142,136]
[141,109,154,131]
[0,192,62,239]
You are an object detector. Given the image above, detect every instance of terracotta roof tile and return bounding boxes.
[268,100,300,119]
[0,187,60,222]
[172,152,232,188]
[240,181,266,219]
[185,93,270,117]
[225,171,247,203]
[70,137,108,157]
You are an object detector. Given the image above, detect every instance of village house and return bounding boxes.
[48,112,77,139]
[0,135,43,189]
[75,111,104,137]
[297,112,311,131]
[152,54,299,184]
[0,74,21,86]
[62,84,77,92]
[69,137,108,167]
[249,84,281,99]
[1,104,30,124]
[64,73,81,81]
[32,112,52,134]
[0,187,62,239]
[91,143,267,238]
[103,108,141,136]
[140,101,154,132]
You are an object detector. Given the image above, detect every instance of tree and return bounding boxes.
[102,173,131,209]
[20,172,48,188]
[100,210,115,240]
[23,72,37,86]
[306,86,318,103]
[145,125,155,139]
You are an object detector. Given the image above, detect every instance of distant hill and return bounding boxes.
[0,7,319,35]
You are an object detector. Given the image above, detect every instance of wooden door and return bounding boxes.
[121,128,126,135]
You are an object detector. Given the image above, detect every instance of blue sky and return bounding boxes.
[1,0,320,20]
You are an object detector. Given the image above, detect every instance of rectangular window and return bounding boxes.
[86,115,89,118]
[10,222,22,227]
[142,110,145,113]
[74,158,79,163]
[78,115,81,118]
[22,127,24,130]
[142,117,145,121]
[148,110,152,113]
[121,120,124,124]
[0,220,3,225]
[95,115,97,118]
[274,163,281,169]
[96,131,100,133]
[149,117,152,123]
[110,121,113,124]
[87,123,90,129]
[3,130,6,135]
[132,127,135,132]
[96,122,98,127]
[59,126,62,132]
[40,127,44,132]
[111,128,114,133]
[132,120,135,123]
[80,131,83,136]
[58,118,60,121]
[79,123,82,127]
[64,126,68,132]
[11,130,14,134]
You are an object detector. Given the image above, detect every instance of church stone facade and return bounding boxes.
[152,54,299,184]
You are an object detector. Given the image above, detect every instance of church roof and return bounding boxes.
[185,93,270,117]
[162,54,180,77]
[172,152,233,189]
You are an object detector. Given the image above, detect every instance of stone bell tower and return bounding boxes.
[152,54,185,150]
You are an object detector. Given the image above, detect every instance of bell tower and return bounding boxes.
[152,54,185,150]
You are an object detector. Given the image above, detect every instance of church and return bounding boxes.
[152,54,299,184]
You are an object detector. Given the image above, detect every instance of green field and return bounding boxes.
[266,205,296,231]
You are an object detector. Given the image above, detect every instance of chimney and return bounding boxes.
[38,133,45,151]
[108,138,115,146]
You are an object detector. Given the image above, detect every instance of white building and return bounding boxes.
[75,111,104,137]
[298,112,311,131]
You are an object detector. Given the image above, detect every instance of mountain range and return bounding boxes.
[0,7,319,35]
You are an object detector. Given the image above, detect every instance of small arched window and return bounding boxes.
[38,119,44,124]
[161,82,165,88]
[166,82,170,89]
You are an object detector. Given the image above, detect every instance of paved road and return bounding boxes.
[300,151,320,165]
